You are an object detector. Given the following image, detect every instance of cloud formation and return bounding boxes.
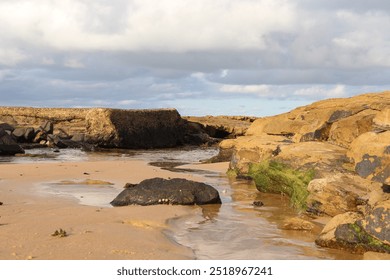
[0,0,389,116]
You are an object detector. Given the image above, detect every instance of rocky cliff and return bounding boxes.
[0,107,186,149]
[220,91,390,255]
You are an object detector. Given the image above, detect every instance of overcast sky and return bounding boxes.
[0,0,389,116]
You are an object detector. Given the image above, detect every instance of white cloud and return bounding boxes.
[0,0,297,52]
[117,100,139,106]
[64,58,85,68]
[220,84,271,96]
[294,85,347,98]
[0,48,27,66]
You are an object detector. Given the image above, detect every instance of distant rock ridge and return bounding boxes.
[219,91,390,255]
[0,107,186,150]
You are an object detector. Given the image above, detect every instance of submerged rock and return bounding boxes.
[111,178,222,206]
[281,217,316,231]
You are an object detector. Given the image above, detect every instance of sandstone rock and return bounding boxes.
[315,212,363,250]
[307,174,382,217]
[275,142,347,172]
[328,110,376,148]
[71,133,85,142]
[184,115,255,138]
[221,134,290,173]
[0,107,187,149]
[111,178,221,206]
[246,91,389,145]
[373,108,390,131]
[358,200,390,245]
[0,128,25,155]
[348,131,390,184]
[316,210,390,254]
[281,217,315,231]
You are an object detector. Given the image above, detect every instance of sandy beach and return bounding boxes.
[0,159,226,260]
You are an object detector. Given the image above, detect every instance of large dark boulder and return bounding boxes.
[0,128,25,155]
[111,178,222,206]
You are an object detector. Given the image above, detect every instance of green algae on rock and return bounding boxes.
[248,160,315,210]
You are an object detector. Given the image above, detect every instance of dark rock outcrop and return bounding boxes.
[111,178,222,206]
[0,128,25,155]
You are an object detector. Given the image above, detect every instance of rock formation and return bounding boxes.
[219,91,390,254]
[0,127,24,155]
[110,178,222,206]
[0,107,186,149]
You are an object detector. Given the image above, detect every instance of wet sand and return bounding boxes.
[0,159,206,260]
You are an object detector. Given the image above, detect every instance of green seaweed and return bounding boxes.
[226,168,238,178]
[248,160,315,210]
[346,223,390,253]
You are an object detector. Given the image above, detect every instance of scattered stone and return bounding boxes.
[253,201,264,207]
[281,217,315,231]
[111,177,222,206]
[51,228,67,237]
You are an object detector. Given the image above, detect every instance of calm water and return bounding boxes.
[1,147,361,259]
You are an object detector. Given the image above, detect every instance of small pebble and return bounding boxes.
[253,201,264,207]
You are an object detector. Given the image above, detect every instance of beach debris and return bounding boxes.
[0,201,3,206]
[83,172,90,175]
[51,228,68,237]
[111,177,222,206]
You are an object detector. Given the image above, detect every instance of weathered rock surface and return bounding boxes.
[0,107,187,149]
[183,115,256,139]
[306,174,382,217]
[348,131,390,184]
[218,91,390,255]
[110,178,222,206]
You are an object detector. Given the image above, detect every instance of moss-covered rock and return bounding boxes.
[334,223,390,254]
[248,160,314,210]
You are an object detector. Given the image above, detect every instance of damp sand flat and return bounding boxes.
[0,159,200,260]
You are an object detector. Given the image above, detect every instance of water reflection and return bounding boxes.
[169,170,362,260]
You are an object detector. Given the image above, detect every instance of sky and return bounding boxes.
[0,0,389,116]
